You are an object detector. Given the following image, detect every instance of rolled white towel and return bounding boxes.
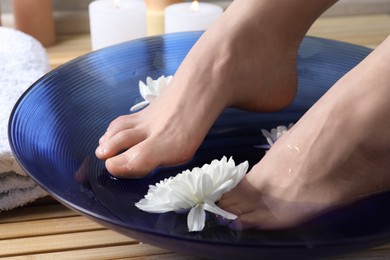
[0,27,50,175]
[0,27,50,210]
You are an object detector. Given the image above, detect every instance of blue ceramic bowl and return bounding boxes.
[9,32,390,259]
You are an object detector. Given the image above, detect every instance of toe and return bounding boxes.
[96,128,146,160]
[99,114,139,145]
[105,139,162,178]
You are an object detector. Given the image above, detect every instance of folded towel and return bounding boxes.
[0,27,50,211]
[0,173,48,210]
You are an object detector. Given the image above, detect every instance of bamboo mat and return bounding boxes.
[1,14,390,259]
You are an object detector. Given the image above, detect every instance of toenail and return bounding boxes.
[97,147,105,155]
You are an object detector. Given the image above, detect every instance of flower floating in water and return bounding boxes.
[260,123,294,148]
[130,75,173,112]
[135,156,248,232]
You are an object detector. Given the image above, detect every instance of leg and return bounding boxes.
[219,35,390,230]
[96,0,338,177]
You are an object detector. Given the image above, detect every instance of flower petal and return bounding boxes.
[130,100,149,112]
[187,204,206,232]
[195,172,213,200]
[234,161,249,183]
[188,204,206,232]
[203,201,237,220]
[261,129,272,140]
[209,179,234,201]
[139,80,149,99]
[146,77,154,86]
[132,75,173,111]
[266,137,274,147]
[260,124,294,147]
[168,188,195,209]
[135,198,174,213]
[144,94,157,102]
[135,156,249,232]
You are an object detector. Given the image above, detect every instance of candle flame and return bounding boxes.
[114,0,121,9]
[191,0,200,13]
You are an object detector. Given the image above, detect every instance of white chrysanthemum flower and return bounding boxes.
[261,123,294,147]
[135,156,248,232]
[130,75,173,111]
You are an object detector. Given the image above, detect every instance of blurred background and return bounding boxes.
[1,0,390,35]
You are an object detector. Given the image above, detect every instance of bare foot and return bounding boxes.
[219,36,390,230]
[95,0,315,177]
[96,0,338,177]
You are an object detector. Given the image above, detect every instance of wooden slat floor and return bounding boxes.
[0,198,194,259]
[1,14,390,259]
[1,198,390,259]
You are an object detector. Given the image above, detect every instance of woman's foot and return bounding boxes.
[219,36,390,230]
[96,0,338,178]
[95,0,326,177]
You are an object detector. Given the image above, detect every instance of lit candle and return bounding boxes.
[89,0,147,50]
[164,1,223,33]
